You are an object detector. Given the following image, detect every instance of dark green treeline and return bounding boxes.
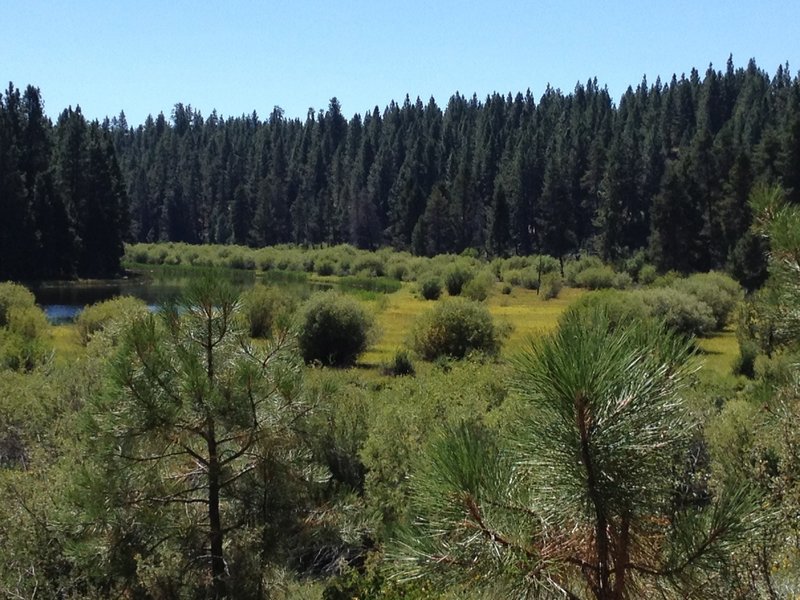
[0,84,129,280]
[3,57,800,281]
[115,58,799,275]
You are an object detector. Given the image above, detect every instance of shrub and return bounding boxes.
[240,284,295,338]
[463,270,495,301]
[574,265,617,290]
[315,261,336,276]
[504,267,539,290]
[501,284,512,295]
[384,349,416,376]
[410,298,503,360]
[570,290,650,330]
[0,283,37,327]
[444,266,473,296]
[418,277,442,301]
[611,272,634,290]
[296,292,373,367]
[638,264,658,285]
[672,272,742,330]
[352,255,386,277]
[732,338,758,378]
[76,296,150,345]
[541,275,563,300]
[564,255,605,286]
[636,288,716,337]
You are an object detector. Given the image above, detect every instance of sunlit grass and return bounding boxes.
[363,282,739,379]
[696,327,738,376]
[49,324,83,364]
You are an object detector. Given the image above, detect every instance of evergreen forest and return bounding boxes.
[2,57,800,281]
[3,57,800,599]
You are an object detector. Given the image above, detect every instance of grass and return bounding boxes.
[49,324,82,365]
[696,327,738,376]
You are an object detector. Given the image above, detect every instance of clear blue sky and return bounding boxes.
[5,0,799,125]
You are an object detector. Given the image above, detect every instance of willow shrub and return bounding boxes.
[410,297,504,360]
[296,292,374,367]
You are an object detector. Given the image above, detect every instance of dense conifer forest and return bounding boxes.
[2,57,799,281]
[4,56,800,599]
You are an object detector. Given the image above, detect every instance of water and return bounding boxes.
[31,269,257,324]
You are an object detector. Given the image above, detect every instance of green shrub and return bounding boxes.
[732,338,758,378]
[638,264,658,285]
[612,272,634,290]
[410,298,503,360]
[503,267,539,290]
[76,296,150,345]
[444,266,473,296]
[296,292,373,367]
[315,261,336,276]
[240,284,296,338]
[463,270,495,301]
[574,265,616,290]
[569,290,650,330]
[564,255,605,285]
[636,288,716,337]
[384,349,416,376]
[541,275,563,300]
[672,272,742,330]
[419,277,442,301]
[352,255,386,277]
[0,283,37,327]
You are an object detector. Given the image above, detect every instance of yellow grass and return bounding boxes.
[364,282,740,377]
[49,324,83,365]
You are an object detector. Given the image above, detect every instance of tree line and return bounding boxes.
[0,84,128,280]
[2,57,799,281]
[113,56,798,277]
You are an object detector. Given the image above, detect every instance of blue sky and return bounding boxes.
[5,0,799,125]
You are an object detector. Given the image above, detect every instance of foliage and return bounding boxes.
[393,309,756,598]
[75,296,150,345]
[384,349,416,377]
[239,283,296,338]
[409,298,504,360]
[637,287,716,337]
[418,276,442,301]
[296,292,374,367]
[444,265,472,296]
[672,271,742,330]
[574,265,617,290]
[0,282,50,371]
[79,274,318,597]
[462,269,496,301]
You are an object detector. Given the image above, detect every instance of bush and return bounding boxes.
[0,283,37,327]
[384,349,416,376]
[564,255,605,286]
[501,284,512,295]
[732,338,758,378]
[638,264,658,285]
[463,270,495,301]
[240,284,296,338]
[315,261,336,276]
[418,277,442,301]
[296,292,373,367]
[76,296,150,345]
[672,272,742,330]
[636,288,716,337]
[444,266,473,296]
[410,298,503,360]
[503,267,539,290]
[570,290,650,330]
[574,265,617,290]
[541,275,563,300]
